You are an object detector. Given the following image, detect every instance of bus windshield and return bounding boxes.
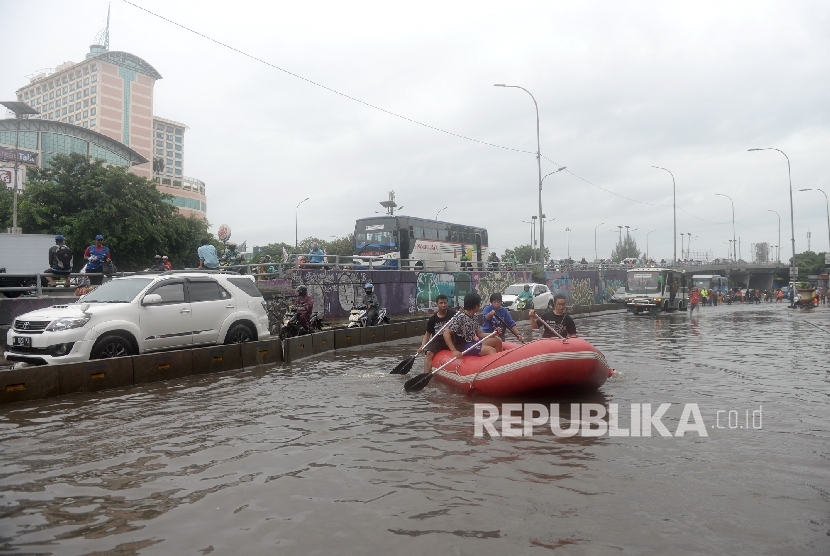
[628,271,662,294]
[355,230,395,248]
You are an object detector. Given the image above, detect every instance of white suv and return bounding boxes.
[4,272,270,365]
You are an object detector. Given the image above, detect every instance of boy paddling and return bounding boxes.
[443,293,502,357]
[420,295,456,373]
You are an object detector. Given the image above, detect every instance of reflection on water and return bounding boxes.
[1,303,828,555]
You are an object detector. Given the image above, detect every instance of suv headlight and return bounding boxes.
[45,317,91,332]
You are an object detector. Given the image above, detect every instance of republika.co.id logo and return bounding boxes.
[474,403,763,438]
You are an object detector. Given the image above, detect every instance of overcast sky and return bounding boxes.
[3,1,830,261]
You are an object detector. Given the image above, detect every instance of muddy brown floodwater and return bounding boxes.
[1,303,829,555]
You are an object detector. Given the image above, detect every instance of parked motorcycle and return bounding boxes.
[278,307,323,339]
[347,305,390,328]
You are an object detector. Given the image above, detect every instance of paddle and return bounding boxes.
[403,330,499,393]
[530,311,569,341]
[390,312,459,375]
[491,313,525,344]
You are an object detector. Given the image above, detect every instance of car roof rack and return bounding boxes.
[159,269,240,275]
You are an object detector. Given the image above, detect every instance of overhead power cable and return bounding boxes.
[124,0,747,231]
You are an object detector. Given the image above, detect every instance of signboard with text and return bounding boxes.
[0,146,38,165]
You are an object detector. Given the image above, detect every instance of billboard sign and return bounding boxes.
[0,146,38,165]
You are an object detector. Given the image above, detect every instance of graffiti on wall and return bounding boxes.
[546,268,629,306]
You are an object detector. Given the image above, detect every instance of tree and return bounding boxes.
[18,153,212,270]
[610,233,641,262]
[791,251,827,281]
[325,233,354,258]
[504,244,549,264]
[0,186,12,230]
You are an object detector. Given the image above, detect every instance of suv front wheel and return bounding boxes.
[92,334,134,359]
[225,322,254,344]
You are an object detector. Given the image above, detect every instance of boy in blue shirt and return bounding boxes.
[481,292,524,342]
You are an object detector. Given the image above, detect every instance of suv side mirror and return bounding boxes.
[143,293,163,305]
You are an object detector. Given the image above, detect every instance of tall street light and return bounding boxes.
[495,84,545,264]
[714,193,736,262]
[594,222,604,261]
[646,230,657,261]
[565,228,572,259]
[531,215,537,247]
[767,209,781,263]
[0,101,40,233]
[522,220,534,249]
[652,166,677,265]
[295,197,309,248]
[680,233,686,261]
[436,206,448,220]
[799,188,830,253]
[749,148,795,275]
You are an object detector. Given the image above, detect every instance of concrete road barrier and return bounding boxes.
[405,320,426,338]
[241,339,283,368]
[59,358,133,395]
[0,365,61,404]
[312,330,335,355]
[384,323,405,342]
[283,335,311,364]
[334,328,361,350]
[361,326,384,345]
[192,344,243,375]
[133,350,193,384]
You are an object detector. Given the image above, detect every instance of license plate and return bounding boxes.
[13,336,31,348]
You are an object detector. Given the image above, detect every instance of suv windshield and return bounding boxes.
[504,285,530,295]
[80,278,154,303]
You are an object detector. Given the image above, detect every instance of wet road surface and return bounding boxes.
[1,303,828,555]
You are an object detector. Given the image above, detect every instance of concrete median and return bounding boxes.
[384,323,405,342]
[59,358,134,395]
[405,320,426,338]
[133,350,193,384]
[360,326,384,345]
[334,328,361,350]
[241,339,283,368]
[283,335,311,364]
[0,365,61,404]
[311,330,335,355]
[192,344,243,375]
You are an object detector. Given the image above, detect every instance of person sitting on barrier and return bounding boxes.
[529,294,577,338]
[443,292,502,357]
[481,292,523,342]
[198,238,220,270]
[421,294,456,373]
[295,285,314,331]
[308,242,325,266]
[361,283,380,326]
[46,234,73,287]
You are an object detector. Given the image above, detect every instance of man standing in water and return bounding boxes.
[688,286,701,316]
[420,294,456,373]
[529,294,577,338]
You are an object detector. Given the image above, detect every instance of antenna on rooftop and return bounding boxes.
[94,3,111,51]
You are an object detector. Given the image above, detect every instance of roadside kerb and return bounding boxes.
[241,339,283,368]
[283,335,311,364]
[311,330,335,355]
[333,328,361,350]
[384,322,405,343]
[133,349,193,384]
[405,320,426,338]
[192,344,243,375]
[0,365,61,404]
[360,326,384,345]
[59,358,133,395]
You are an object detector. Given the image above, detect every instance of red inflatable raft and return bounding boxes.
[430,338,613,397]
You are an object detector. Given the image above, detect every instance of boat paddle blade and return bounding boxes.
[404,372,433,392]
[391,355,416,375]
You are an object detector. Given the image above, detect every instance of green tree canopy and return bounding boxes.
[504,244,550,265]
[18,153,212,271]
[610,233,641,262]
[792,251,827,281]
[254,234,355,263]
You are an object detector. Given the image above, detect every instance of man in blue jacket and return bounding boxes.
[481,292,523,342]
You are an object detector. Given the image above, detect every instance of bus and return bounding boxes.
[625,267,688,314]
[691,275,729,296]
[353,216,489,271]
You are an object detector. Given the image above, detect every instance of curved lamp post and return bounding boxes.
[436,206,448,220]
[646,229,657,261]
[652,166,677,265]
[749,148,795,275]
[296,197,309,248]
[495,84,545,264]
[799,188,830,252]
[565,227,571,259]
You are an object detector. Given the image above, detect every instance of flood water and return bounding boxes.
[1,303,828,555]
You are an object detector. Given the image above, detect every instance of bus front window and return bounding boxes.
[628,271,662,295]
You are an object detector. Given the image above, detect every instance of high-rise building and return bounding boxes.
[10,22,207,219]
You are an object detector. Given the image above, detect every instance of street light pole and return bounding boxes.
[652,166,677,265]
[799,189,830,253]
[495,84,545,265]
[531,215,537,248]
[767,209,781,264]
[646,229,656,261]
[714,193,736,261]
[749,148,795,276]
[295,197,309,248]
[436,206,448,220]
[522,220,534,249]
[565,228,571,259]
[594,222,604,261]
